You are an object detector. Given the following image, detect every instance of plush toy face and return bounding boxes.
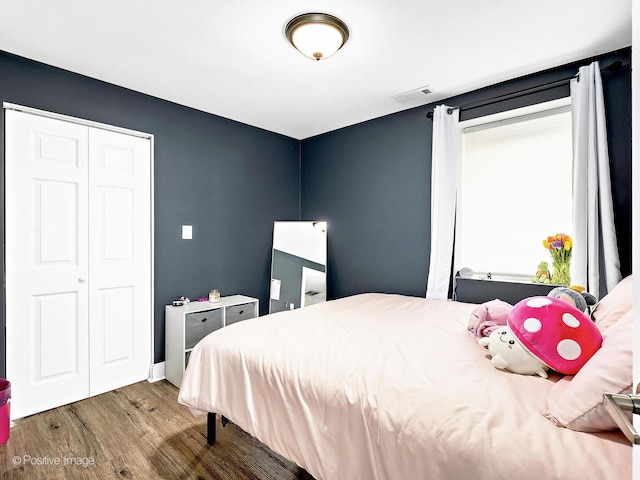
[478,326,549,378]
[547,286,597,313]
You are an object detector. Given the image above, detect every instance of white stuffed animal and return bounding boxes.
[478,326,549,378]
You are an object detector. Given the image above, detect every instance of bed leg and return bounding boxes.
[207,412,216,445]
[221,415,229,427]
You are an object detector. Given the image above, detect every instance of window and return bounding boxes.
[454,98,573,278]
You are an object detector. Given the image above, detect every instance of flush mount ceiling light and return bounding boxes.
[285,13,350,61]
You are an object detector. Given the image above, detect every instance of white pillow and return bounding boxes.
[545,309,632,432]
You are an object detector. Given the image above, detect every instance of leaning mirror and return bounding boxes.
[269,221,327,313]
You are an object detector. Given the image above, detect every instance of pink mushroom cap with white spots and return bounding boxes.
[507,296,602,375]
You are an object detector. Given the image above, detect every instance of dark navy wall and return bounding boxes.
[0,51,300,374]
[0,47,631,378]
[301,48,631,301]
[301,108,431,298]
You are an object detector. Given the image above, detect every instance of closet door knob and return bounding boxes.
[78,278,87,284]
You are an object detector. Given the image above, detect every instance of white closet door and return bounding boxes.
[88,128,151,396]
[5,109,152,419]
[5,110,90,419]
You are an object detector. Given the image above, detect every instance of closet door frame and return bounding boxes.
[2,101,155,393]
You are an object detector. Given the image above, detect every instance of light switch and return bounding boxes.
[182,225,192,240]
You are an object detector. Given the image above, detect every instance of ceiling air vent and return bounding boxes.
[392,85,433,104]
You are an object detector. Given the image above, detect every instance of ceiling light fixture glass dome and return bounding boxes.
[285,13,350,61]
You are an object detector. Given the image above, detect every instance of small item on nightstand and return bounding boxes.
[172,295,191,307]
[209,289,220,303]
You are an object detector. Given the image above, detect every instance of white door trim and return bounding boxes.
[3,102,156,383]
[3,102,152,139]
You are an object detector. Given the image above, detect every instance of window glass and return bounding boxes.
[455,99,573,278]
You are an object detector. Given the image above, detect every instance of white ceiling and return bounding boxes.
[0,1,632,140]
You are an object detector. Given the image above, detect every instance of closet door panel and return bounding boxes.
[88,127,151,396]
[5,110,90,419]
[97,286,135,363]
[6,109,152,418]
[37,180,78,263]
[35,292,80,379]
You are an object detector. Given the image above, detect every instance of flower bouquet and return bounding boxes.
[543,234,572,286]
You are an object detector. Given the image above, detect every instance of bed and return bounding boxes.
[178,280,633,480]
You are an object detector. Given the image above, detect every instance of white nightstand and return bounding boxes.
[165,295,259,387]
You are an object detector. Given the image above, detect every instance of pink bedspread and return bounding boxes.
[178,293,630,480]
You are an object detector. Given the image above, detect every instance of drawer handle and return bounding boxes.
[238,310,244,315]
[201,318,207,323]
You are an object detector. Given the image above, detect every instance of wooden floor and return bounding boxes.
[0,380,316,480]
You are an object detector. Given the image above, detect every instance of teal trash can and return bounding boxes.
[0,379,10,445]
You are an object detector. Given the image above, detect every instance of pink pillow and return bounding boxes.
[592,275,633,332]
[545,309,632,432]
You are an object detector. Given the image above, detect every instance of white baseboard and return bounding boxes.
[148,362,166,383]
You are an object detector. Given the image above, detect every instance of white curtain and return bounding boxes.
[570,61,621,299]
[426,105,460,299]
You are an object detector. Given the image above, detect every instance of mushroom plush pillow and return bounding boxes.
[480,296,602,377]
[509,296,602,375]
[546,309,632,432]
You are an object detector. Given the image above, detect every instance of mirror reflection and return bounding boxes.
[269,221,327,313]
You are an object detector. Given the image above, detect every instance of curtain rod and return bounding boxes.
[425,60,623,119]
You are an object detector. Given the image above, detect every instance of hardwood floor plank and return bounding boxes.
[0,380,315,480]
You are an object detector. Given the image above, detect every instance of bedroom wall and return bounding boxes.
[301,48,632,301]
[0,51,301,376]
[0,48,631,377]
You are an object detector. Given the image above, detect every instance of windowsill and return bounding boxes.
[454,274,561,304]
[458,273,565,287]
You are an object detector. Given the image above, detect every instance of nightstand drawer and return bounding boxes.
[226,302,257,326]
[184,309,223,348]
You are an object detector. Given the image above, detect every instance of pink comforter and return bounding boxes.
[178,293,630,480]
